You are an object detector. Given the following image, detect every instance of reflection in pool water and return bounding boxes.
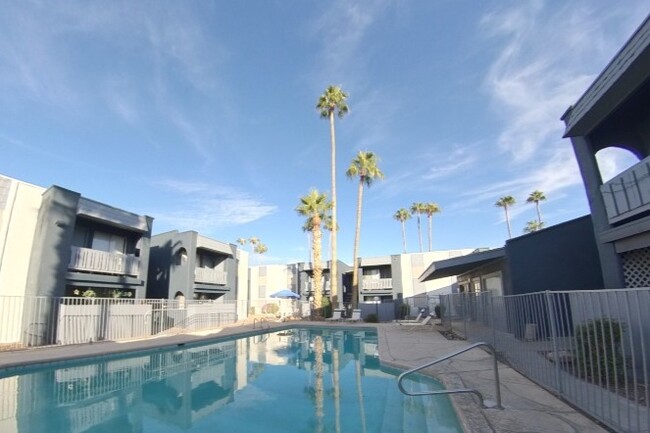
[0,328,462,433]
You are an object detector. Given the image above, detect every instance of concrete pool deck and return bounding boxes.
[0,320,608,432]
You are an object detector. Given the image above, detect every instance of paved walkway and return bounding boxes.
[0,320,609,432]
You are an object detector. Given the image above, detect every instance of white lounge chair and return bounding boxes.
[325,310,342,321]
[344,309,361,322]
[393,311,424,323]
[397,315,433,329]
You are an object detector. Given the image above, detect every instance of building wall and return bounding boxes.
[0,176,44,297]
[505,215,604,295]
[397,250,475,299]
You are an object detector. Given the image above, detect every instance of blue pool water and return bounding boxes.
[0,328,462,433]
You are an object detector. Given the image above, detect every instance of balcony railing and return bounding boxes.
[361,278,392,291]
[195,267,227,285]
[305,281,331,292]
[601,155,650,224]
[69,246,140,277]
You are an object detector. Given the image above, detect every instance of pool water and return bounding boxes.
[0,328,462,433]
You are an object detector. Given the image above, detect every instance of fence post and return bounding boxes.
[490,293,497,350]
[545,291,563,395]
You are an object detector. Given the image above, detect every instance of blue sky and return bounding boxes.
[1,1,648,265]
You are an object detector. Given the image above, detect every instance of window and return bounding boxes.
[91,231,125,254]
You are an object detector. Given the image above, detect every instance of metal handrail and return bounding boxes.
[253,318,269,329]
[397,341,502,409]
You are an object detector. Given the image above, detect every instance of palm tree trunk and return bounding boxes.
[417,215,422,253]
[329,113,339,309]
[332,338,341,433]
[351,178,364,308]
[401,220,407,253]
[314,335,324,433]
[505,207,512,239]
[536,202,542,224]
[355,358,367,433]
[427,215,433,252]
[313,220,323,310]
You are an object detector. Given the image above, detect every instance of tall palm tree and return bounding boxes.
[317,85,349,309]
[302,218,314,263]
[393,209,411,253]
[495,196,516,239]
[236,238,247,249]
[347,151,384,308]
[296,189,331,310]
[524,220,544,233]
[424,202,441,252]
[526,190,547,225]
[253,242,268,255]
[323,214,338,262]
[410,202,425,253]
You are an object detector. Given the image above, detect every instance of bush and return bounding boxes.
[434,304,445,318]
[364,313,378,323]
[398,304,410,320]
[321,295,332,319]
[575,318,625,383]
[262,303,279,315]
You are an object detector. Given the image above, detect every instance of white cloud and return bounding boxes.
[152,179,278,234]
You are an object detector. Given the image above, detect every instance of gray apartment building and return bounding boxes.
[147,230,240,301]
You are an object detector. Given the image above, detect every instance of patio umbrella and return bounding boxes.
[269,289,301,299]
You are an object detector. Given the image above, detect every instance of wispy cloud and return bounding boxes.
[481,2,643,163]
[151,179,278,235]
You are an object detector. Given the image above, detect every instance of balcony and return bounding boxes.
[601,156,650,224]
[305,281,331,293]
[68,246,140,277]
[361,278,393,291]
[195,267,227,285]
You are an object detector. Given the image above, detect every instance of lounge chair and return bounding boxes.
[325,310,342,321]
[393,311,424,323]
[344,309,361,322]
[397,315,433,329]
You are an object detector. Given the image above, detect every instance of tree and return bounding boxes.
[253,242,268,255]
[302,218,314,263]
[424,202,441,252]
[393,208,411,253]
[524,220,544,233]
[296,189,331,311]
[236,238,247,248]
[410,202,426,252]
[495,196,516,239]
[346,151,384,308]
[323,214,338,262]
[526,190,547,225]
[317,85,349,309]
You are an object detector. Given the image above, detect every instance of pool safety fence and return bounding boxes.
[439,289,650,433]
[0,296,312,350]
[0,296,239,348]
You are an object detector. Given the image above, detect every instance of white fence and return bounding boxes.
[0,296,312,349]
[440,289,650,433]
[0,296,239,348]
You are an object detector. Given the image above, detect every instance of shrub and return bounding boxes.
[364,313,378,323]
[398,304,410,320]
[262,303,279,315]
[575,318,625,383]
[321,295,332,318]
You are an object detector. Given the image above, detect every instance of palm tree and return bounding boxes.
[526,190,547,225]
[302,218,314,263]
[393,209,411,253]
[236,237,247,248]
[495,196,516,239]
[524,220,544,233]
[323,214,338,262]
[410,202,426,252]
[317,85,349,309]
[347,151,384,308]
[296,189,331,311]
[253,242,268,255]
[424,202,441,252]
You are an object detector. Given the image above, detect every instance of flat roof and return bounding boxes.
[562,15,650,137]
[419,248,505,281]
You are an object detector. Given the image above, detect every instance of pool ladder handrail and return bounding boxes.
[397,341,503,409]
[253,318,270,329]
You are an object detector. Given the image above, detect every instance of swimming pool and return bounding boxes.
[0,328,462,433]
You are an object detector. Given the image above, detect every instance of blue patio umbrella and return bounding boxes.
[269,289,301,299]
